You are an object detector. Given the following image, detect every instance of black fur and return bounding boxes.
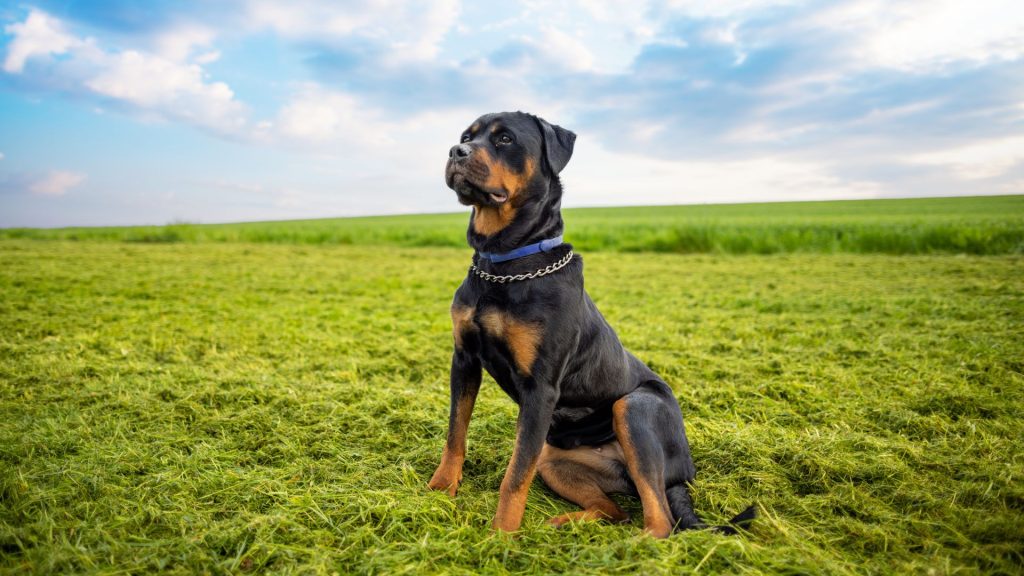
[432,111,755,536]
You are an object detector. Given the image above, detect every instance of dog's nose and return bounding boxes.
[449,144,472,160]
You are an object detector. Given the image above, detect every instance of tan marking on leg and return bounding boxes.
[493,471,535,532]
[548,509,621,527]
[492,425,539,532]
[479,310,542,376]
[538,442,630,527]
[450,305,476,350]
[540,441,627,472]
[428,448,463,497]
[428,394,477,497]
[613,398,674,538]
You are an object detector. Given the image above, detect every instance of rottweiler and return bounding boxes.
[429,111,755,537]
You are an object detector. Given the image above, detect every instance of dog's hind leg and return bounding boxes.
[538,442,632,526]
[666,483,705,531]
[611,387,680,537]
[612,379,707,537]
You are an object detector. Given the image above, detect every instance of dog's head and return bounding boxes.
[445,111,575,211]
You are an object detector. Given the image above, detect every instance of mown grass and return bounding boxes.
[1,239,1021,574]
[2,195,1023,255]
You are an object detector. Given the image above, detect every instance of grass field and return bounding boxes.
[2,195,1023,255]
[1,199,1023,574]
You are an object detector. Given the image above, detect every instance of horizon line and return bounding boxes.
[4,192,1022,231]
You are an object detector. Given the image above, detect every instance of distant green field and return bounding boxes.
[3,195,1023,254]
[1,240,1021,574]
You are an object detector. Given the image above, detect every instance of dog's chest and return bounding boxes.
[452,303,544,388]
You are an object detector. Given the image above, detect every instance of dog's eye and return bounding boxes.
[461,134,471,143]
[496,134,513,145]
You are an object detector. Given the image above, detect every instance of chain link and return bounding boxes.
[470,250,574,283]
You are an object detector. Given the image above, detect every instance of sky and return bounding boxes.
[0,0,1022,228]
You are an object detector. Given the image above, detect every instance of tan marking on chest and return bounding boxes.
[472,205,517,236]
[479,310,542,376]
[451,305,476,350]
[471,153,535,236]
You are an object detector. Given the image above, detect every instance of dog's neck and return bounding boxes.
[467,178,565,256]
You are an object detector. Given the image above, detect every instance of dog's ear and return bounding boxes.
[535,117,576,175]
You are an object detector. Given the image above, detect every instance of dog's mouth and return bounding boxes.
[447,165,508,206]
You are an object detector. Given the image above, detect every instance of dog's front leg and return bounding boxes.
[492,386,558,532]
[428,350,482,497]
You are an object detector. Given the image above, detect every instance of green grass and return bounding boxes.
[1,239,1021,574]
[2,195,1023,255]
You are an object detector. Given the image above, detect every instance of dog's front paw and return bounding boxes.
[427,468,461,498]
[491,515,523,533]
[490,520,518,535]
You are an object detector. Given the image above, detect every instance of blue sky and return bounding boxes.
[1,0,1022,227]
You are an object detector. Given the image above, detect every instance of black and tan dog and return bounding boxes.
[429,111,754,537]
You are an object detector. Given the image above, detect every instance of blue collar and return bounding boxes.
[478,235,564,263]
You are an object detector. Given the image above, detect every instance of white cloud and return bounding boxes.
[570,141,883,207]
[85,50,245,132]
[2,9,80,73]
[0,152,5,160]
[509,25,598,71]
[809,0,1024,71]
[152,25,216,62]
[243,0,459,61]
[601,0,1024,75]
[272,86,485,164]
[268,89,490,209]
[629,122,669,143]
[2,10,248,135]
[30,171,87,196]
[533,1,658,71]
[908,136,1024,180]
[488,28,598,74]
[725,121,822,144]
[194,50,221,65]
[659,0,806,17]
[203,179,264,194]
[537,26,596,71]
[275,87,390,146]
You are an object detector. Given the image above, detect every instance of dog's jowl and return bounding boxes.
[430,111,755,537]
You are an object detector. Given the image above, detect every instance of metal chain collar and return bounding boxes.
[471,250,575,283]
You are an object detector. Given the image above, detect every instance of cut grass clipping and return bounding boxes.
[2,199,1023,574]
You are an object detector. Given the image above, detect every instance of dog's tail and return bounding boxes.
[666,483,756,535]
[711,504,758,535]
